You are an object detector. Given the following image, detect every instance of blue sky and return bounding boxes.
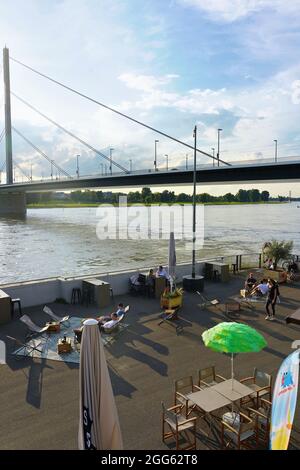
[0,0,300,195]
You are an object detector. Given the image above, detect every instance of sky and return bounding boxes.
[0,0,300,196]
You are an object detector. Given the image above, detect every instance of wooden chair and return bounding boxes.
[198,366,226,389]
[196,291,221,311]
[240,368,272,406]
[174,376,200,418]
[162,402,197,450]
[221,411,258,450]
[247,398,271,446]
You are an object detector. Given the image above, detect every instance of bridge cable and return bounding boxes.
[13,162,31,181]
[12,126,73,179]
[11,92,129,173]
[10,56,230,166]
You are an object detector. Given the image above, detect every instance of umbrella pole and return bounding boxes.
[231,353,234,390]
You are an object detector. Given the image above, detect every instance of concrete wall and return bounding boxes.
[0,191,26,216]
[0,261,207,308]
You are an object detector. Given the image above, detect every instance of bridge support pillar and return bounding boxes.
[0,192,26,217]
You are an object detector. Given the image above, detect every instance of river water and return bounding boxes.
[0,203,299,284]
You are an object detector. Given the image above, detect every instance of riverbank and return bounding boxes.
[27,201,286,208]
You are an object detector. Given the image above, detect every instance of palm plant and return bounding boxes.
[263,240,293,270]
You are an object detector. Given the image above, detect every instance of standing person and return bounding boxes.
[265,278,279,321]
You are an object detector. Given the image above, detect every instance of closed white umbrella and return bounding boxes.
[78,318,123,450]
[168,231,176,289]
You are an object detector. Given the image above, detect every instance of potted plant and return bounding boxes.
[262,240,293,283]
[160,286,183,309]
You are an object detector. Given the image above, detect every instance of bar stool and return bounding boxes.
[11,298,22,318]
[231,263,238,274]
[213,270,221,282]
[71,288,82,304]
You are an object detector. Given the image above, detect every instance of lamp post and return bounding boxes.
[182,125,204,292]
[154,139,159,171]
[30,163,33,181]
[50,160,54,180]
[165,154,168,171]
[212,147,215,167]
[129,159,132,173]
[217,128,222,167]
[76,154,80,178]
[274,139,278,163]
[186,154,188,170]
[109,148,114,175]
[100,163,103,176]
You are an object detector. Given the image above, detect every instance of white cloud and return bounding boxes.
[118,73,179,92]
[178,0,300,22]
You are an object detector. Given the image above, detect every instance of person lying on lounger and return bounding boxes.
[249,279,269,297]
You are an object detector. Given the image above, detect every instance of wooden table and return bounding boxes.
[46,321,60,333]
[187,388,231,414]
[285,307,300,326]
[57,337,72,354]
[212,379,254,402]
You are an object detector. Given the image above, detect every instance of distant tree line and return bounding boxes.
[25,188,295,204]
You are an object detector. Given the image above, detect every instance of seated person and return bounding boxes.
[250,279,269,297]
[99,313,119,331]
[116,303,125,317]
[156,265,168,278]
[244,272,257,291]
[130,273,141,286]
[146,268,155,295]
[97,303,125,323]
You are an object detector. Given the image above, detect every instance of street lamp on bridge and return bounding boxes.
[154,140,159,171]
[51,160,54,180]
[217,129,222,167]
[76,154,80,178]
[274,139,278,163]
[109,148,114,176]
[129,159,132,173]
[165,154,168,171]
[186,154,188,170]
[211,147,215,167]
[100,163,103,176]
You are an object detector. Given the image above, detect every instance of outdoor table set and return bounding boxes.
[187,378,254,431]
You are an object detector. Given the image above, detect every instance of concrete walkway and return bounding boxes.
[0,270,300,449]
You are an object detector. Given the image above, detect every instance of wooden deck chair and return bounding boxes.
[196,291,221,311]
[161,401,197,450]
[7,335,43,360]
[20,314,49,340]
[158,307,183,335]
[43,306,70,327]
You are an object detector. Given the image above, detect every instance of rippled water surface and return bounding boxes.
[0,203,299,283]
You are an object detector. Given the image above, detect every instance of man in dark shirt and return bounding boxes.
[244,272,257,291]
[265,279,279,321]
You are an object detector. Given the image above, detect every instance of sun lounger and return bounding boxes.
[7,335,43,360]
[20,314,49,340]
[158,307,183,335]
[43,306,70,326]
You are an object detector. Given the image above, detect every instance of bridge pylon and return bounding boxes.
[3,47,13,185]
